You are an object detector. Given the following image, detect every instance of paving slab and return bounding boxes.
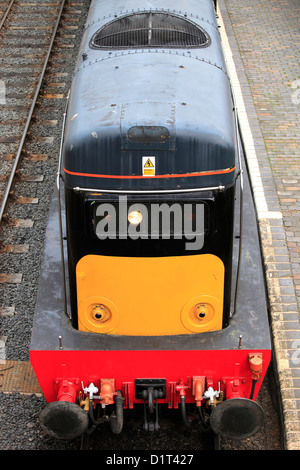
[218,0,300,450]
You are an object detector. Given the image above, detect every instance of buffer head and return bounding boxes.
[210,398,265,440]
[39,401,89,440]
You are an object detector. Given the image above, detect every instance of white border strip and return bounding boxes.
[217,6,282,220]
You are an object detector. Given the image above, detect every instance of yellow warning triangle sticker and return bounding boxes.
[142,156,155,176]
[144,158,154,168]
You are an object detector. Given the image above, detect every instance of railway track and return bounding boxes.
[0,0,283,451]
[0,1,14,30]
[0,0,86,363]
[0,0,66,225]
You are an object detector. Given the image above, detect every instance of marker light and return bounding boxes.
[128,210,143,225]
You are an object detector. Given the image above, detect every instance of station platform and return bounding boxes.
[218,0,300,450]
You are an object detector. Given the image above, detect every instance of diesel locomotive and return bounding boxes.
[30,0,272,442]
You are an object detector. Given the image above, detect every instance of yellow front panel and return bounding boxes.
[76,254,225,336]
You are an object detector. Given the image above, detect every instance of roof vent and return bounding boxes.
[90,12,210,50]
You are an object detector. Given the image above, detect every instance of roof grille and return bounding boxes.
[90,12,210,49]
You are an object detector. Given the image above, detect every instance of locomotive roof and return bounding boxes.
[63,0,236,191]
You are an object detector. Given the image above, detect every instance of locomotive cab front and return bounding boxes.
[62,7,238,334]
[65,181,235,336]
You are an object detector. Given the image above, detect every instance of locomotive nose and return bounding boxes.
[39,401,89,440]
[210,398,265,440]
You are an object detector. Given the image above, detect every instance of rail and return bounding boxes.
[0,0,15,30]
[0,0,67,226]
